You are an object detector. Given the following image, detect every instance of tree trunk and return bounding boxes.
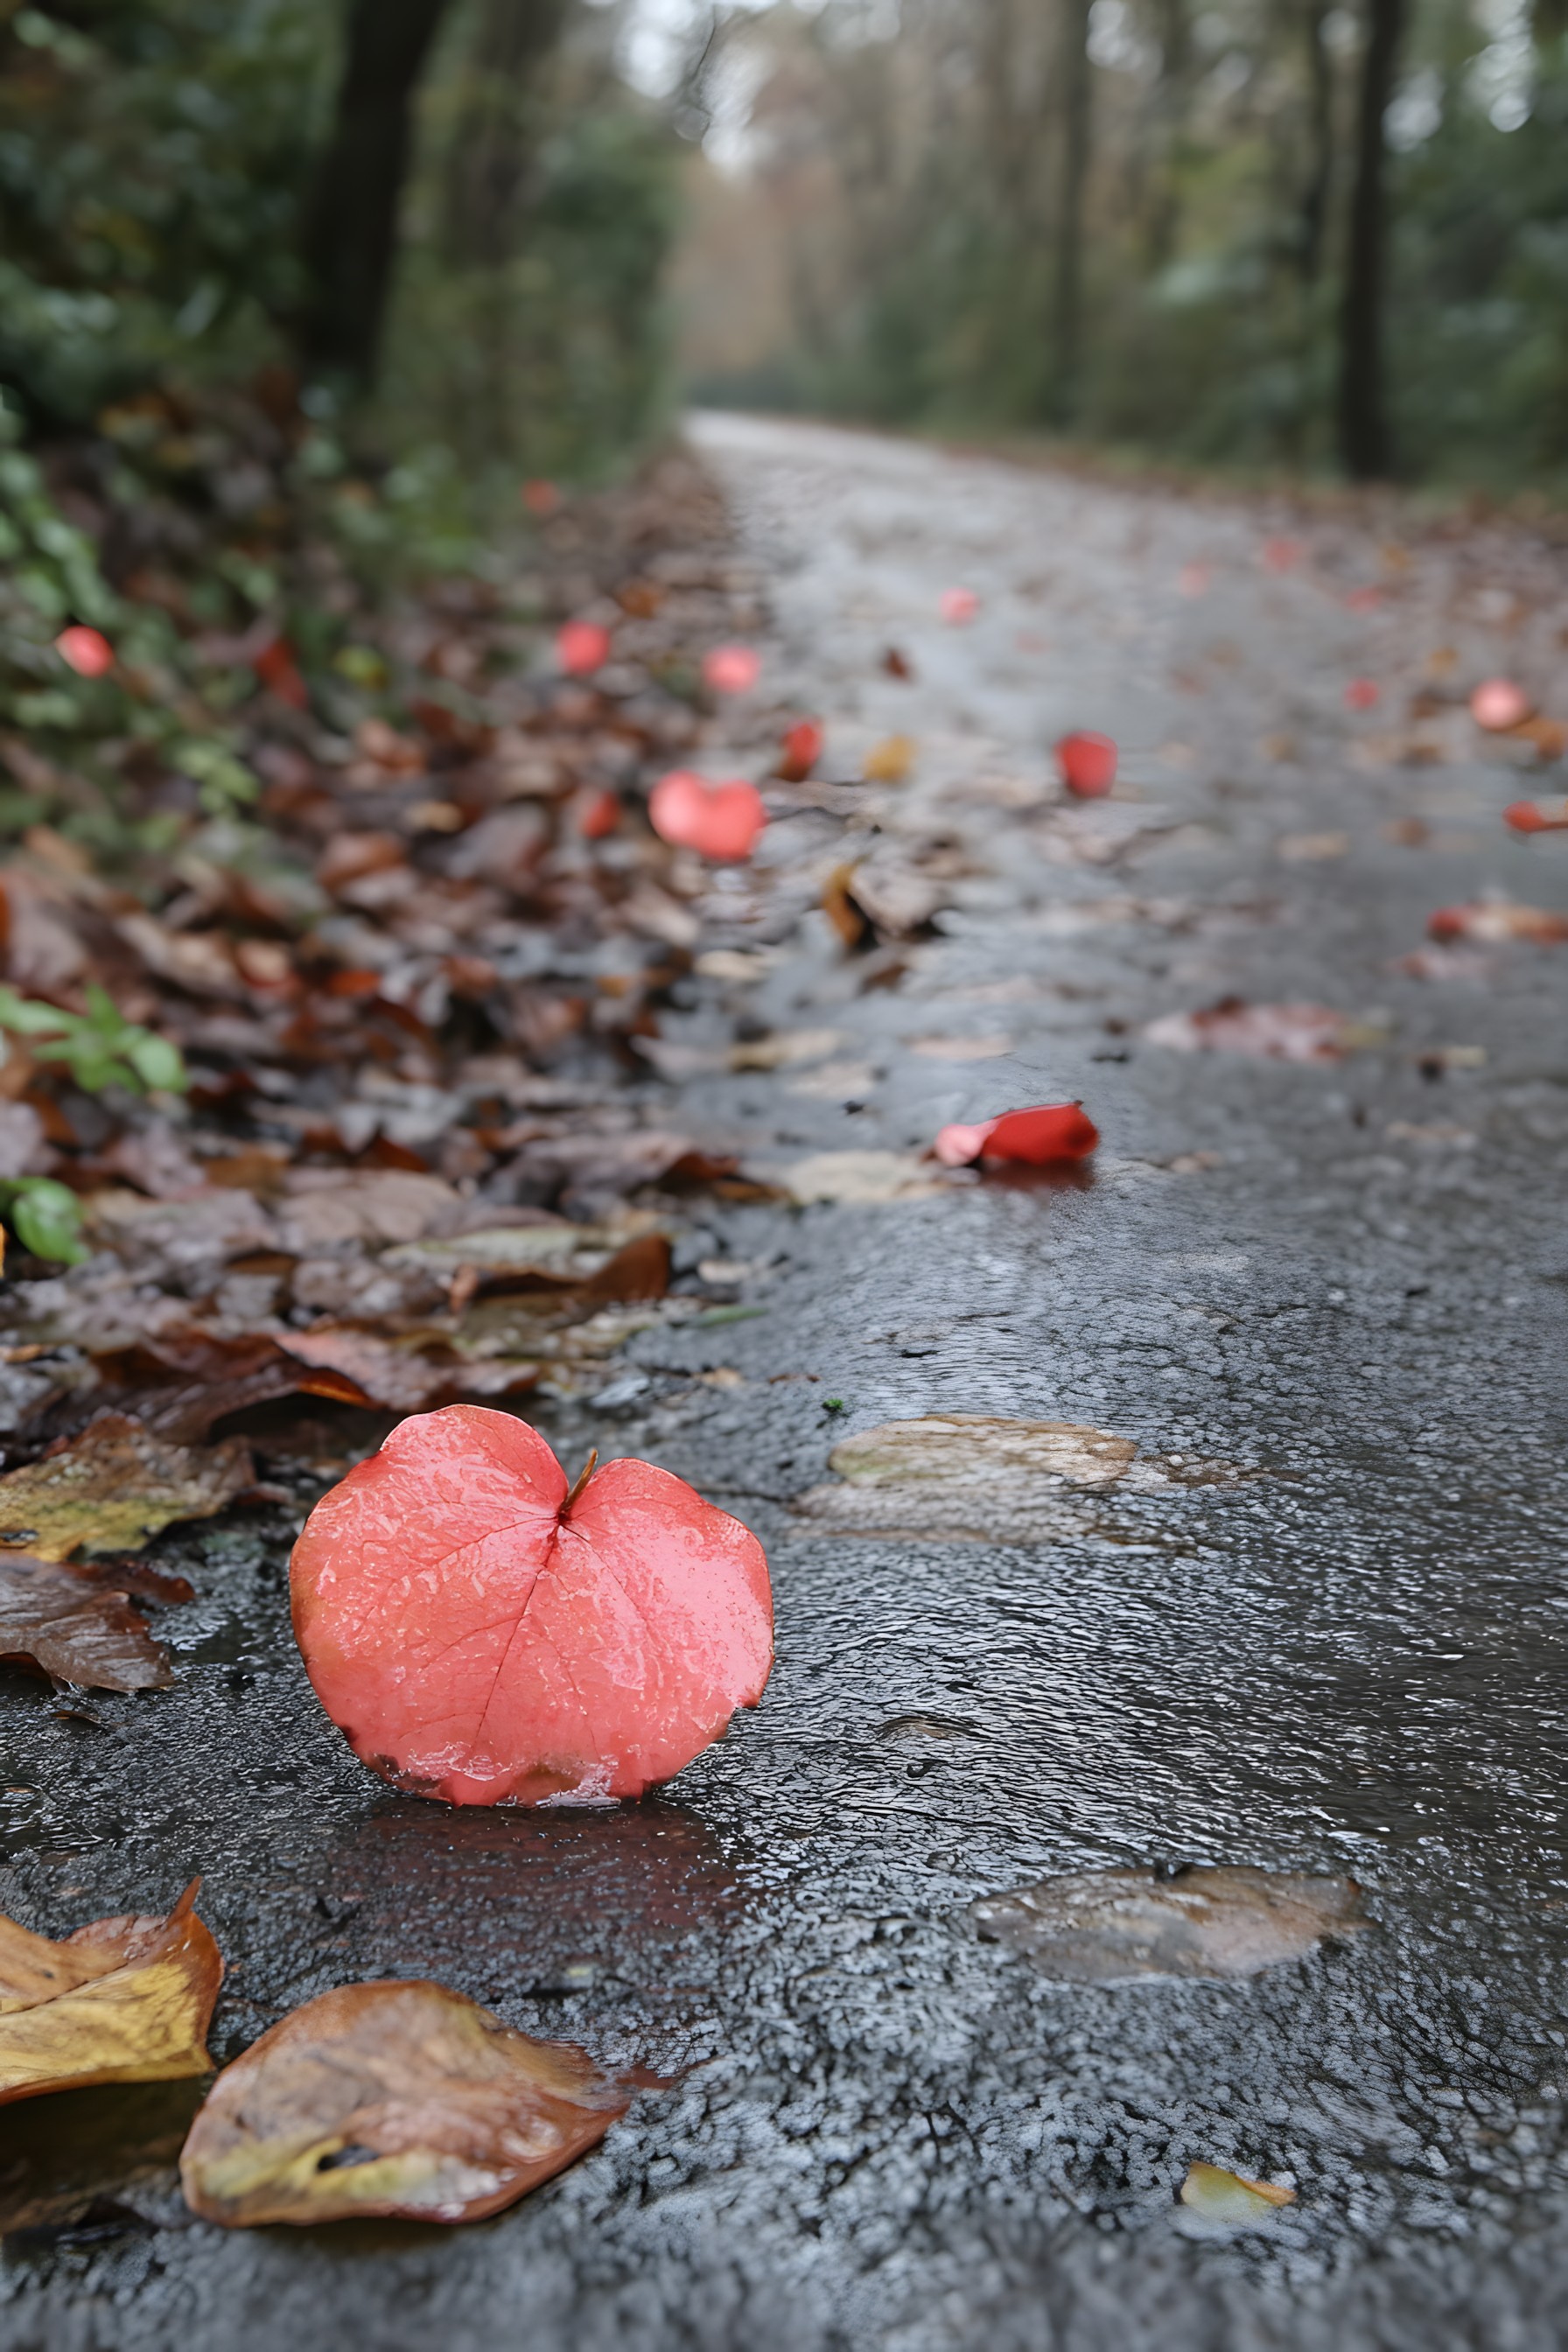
[1299,0,1334,282]
[1144,0,1191,272]
[300,0,456,390]
[441,0,571,270]
[1336,0,1405,478]
[1052,0,1093,424]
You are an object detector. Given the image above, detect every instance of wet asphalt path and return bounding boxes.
[6,415,1568,2349]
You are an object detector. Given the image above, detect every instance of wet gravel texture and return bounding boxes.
[4,414,1568,2348]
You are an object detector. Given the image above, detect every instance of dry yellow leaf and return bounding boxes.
[0,1412,252,1560]
[0,1880,221,2105]
[1180,2162,1296,2223]
[862,734,915,784]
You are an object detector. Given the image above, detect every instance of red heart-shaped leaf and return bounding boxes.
[648,771,766,862]
[290,1406,774,1807]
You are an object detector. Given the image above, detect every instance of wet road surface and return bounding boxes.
[5,413,1568,2348]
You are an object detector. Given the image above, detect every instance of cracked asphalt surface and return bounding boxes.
[4,413,1568,2349]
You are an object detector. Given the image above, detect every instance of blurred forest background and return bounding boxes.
[0,0,1563,880]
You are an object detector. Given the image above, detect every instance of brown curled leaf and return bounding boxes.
[0,1554,172,1691]
[0,1880,221,2104]
[179,1980,633,2227]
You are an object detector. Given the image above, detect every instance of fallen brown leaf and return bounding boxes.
[1428,900,1568,946]
[179,1981,632,2227]
[972,1865,1365,1981]
[792,1414,1248,1539]
[0,1414,254,1560]
[0,1880,221,2105]
[0,1555,172,1690]
[862,734,915,784]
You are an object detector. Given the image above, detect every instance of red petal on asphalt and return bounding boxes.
[577,789,620,840]
[777,720,824,782]
[1055,731,1118,797]
[53,626,114,679]
[934,1104,1099,1168]
[254,637,309,709]
[1261,537,1303,572]
[1345,587,1383,612]
[1504,801,1568,834]
[1343,678,1380,710]
[556,620,612,676]
[290,1404,774,1806]
[940,588,980,625]
[1471,678,1533,732]
[933,1122,994,1168]
[648,771,766,861]
[1429,900,1568,944]
[1178,564,1210,598]
[702,645,761,696]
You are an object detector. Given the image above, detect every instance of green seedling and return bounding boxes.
[0,984,187,1095]
[0,1176,87,1264]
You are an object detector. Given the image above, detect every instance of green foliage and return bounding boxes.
[0,1174,87,1264]
[0,984,187,1095]
[381,31,680,484]
[0,0,328,427]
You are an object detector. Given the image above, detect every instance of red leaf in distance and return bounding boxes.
[702,645,761,696]
[940,588,980,625]
[1343,678,1380,710]
[1055,731,1117,798]
[54,626,114,679]
[556,620,612,677]
[254,638,309,710]
[648,771,766,862]
[290,1405,774,1807]
[1471,678,1533,732]
[777,720,824,782]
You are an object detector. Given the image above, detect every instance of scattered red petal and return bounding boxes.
[1262,537,1304,573]
[934,1104,1099,1168]
[1345,587,1384,612]
[1178,564,1210,598]
[1470,677,1534,732]
[940,588,980,625]
[54,626,115,679]
[254,637,309,710]
[1504,800,1568,834]
[649,770,766,862]
[290,1404,774,1806]
[777,719,824,783]
[1428,900,1568,944]
[521,479,560,517]
[577,789,621,840]
[702,644,762,696]
[1056,731,1118,798]
[1343,678,1380,711]
[556,620,612,676]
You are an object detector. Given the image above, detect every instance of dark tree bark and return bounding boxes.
[1051,0,1094,424]
[1299,0,1334,282]
[1336,0,1406,478]
[441,0,571,270]
[300,0,456,390]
